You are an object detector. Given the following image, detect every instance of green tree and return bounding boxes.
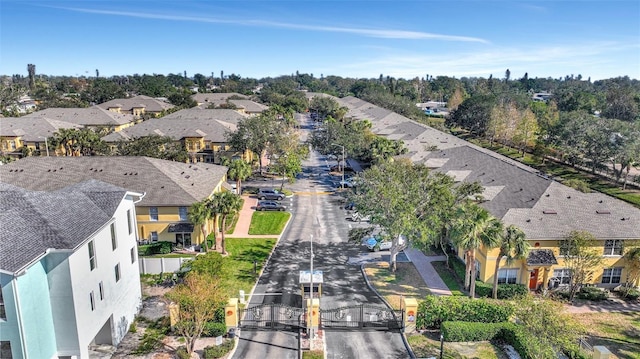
[513,108,538,155]
[115,135,189,162]
[492,225,529,299]
[49,128,109,156]
[227,159,252,195]
[165,272,227,354]
[560,230,604,300]
[623,245,640,293]
[188,200,212,252]
[450,203,503,298]
[227,113,282,174]
[211,191,243,255]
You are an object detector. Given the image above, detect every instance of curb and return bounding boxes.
[360,263,417,359]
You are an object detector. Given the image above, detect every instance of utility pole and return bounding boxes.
[309,234,314,349]
[333,144,345,188]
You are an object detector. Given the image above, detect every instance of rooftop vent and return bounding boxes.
[596,210,611,214]
[543,210,557,215]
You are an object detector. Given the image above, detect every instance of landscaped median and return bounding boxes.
[248,211,291,235]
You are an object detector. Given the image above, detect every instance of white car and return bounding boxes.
[350,212,371,222]
[365,234,407,251]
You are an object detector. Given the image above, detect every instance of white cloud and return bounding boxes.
[57,6,488,43]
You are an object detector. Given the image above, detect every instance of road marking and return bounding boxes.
[293,191,334,196]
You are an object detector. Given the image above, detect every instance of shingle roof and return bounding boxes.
[0,180,132,274]
[526,249,558,266]
[0,157,228,206]
[191,93,248,104]
[0,116,82,140]
[98,95,174,113]
[101,109,245,143]
[333,96,640,241]
[25,106,135,126]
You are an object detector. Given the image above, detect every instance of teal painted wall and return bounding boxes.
[16,261,57,359]
[45,253,79,353]
[0,274,24,359]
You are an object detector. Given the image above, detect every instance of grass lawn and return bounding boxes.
[407,332,507,359]
[363,262,430,310]
[224,237,277,297]
[248,211,291,235]
[573,312,640,359]
[431,261,465,296]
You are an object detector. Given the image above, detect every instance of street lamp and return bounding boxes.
[332,143,345,189]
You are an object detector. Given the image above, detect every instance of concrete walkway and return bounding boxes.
[404,249,452,296]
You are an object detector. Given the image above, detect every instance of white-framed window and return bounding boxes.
[179,206,188,221]
[0,288,5,320]
[99,281,104,300]
[604,240,623,255]
[110,223,117,251]
[150,231,158,242]
[127,209,133,234]
[115,263,121,282]
[90,291,95,311]
[0,341,12,358]
[497,269,518,284]
[602,267,622,284]
[149,207,158,221]
[88,240,97,270]
[130,247,136,263]
[553,268,572,285]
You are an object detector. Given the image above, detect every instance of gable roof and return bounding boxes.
[0,116,82,141]
[101,109,245,143]
[97,95,175,113]
[333,95,640,241]
[25,106,135,126]
[192,93,248,104]
[0,157,227,206]
[0,180,136,274]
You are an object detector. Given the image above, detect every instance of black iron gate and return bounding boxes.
[239,303,306,330]
[320,304,403,330]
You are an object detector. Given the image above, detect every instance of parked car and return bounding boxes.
[344,202,356,211]
[365,234,406,251]
[256,200,286,211]
[330,165,355,173]
[257,188,285,200]
[335,179,356,188]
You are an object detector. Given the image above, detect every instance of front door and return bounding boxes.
[529,269,539,290]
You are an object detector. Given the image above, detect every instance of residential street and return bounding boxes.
[232,115,409,359]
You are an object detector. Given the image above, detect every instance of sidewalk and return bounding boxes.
[226,195,278,238]
[404,248,452,296]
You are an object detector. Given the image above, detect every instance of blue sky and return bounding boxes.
[2,1,639,80]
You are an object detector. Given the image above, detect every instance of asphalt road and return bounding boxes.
[232,115,409,359]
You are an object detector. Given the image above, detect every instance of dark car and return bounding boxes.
[257,188,285,200]
[256,200,286,211]
[330,165,354,173]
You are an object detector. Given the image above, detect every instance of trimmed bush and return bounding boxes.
[576,286,608,301]
[203,340,234,358]
[498,323,556,359]
[138,241,173,256]
[475,282,528,299]
[618,287,640,300]
[202,322,227,337]
[416,296,513,329]
[441,321,506,342]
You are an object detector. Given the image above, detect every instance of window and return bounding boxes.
[1,341,12,359]
[602,267,622,284]
[175,233,192,247]
[604,240,623,255]
[110,223,117,251]
[90,291,95,311]
[149,207,158,221]
[99,281,104,300]
[0,289,5,320]
[150,231,158,242]
[497,269,518,284]
[127,209,133,234]
[553,268,572,285]
[179,207,188,221]
[88,240,97,270]
[115,263,121,282]
[130,247,136,264]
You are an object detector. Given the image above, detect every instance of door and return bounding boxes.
[529,269,539,290]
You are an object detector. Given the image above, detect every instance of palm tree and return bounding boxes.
[212,191,243,255]
[492,225,529,299]
[227,159,252,195]
[451,203,503,298]
[205,195,222,250]
[188,200,212,252]
[623,246,640,293]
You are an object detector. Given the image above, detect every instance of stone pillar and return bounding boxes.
[307,298,320,329]
[404,297,418,333]
[225,298,239,328]
[593,346,611,359]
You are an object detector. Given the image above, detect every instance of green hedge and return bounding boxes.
[441,321,506,342]
[138,241,173,256]
[202,322,227,337]
[416,296,513,329]
[475,282,529,299]
[203,340,234,358]
[576,286,608,301]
